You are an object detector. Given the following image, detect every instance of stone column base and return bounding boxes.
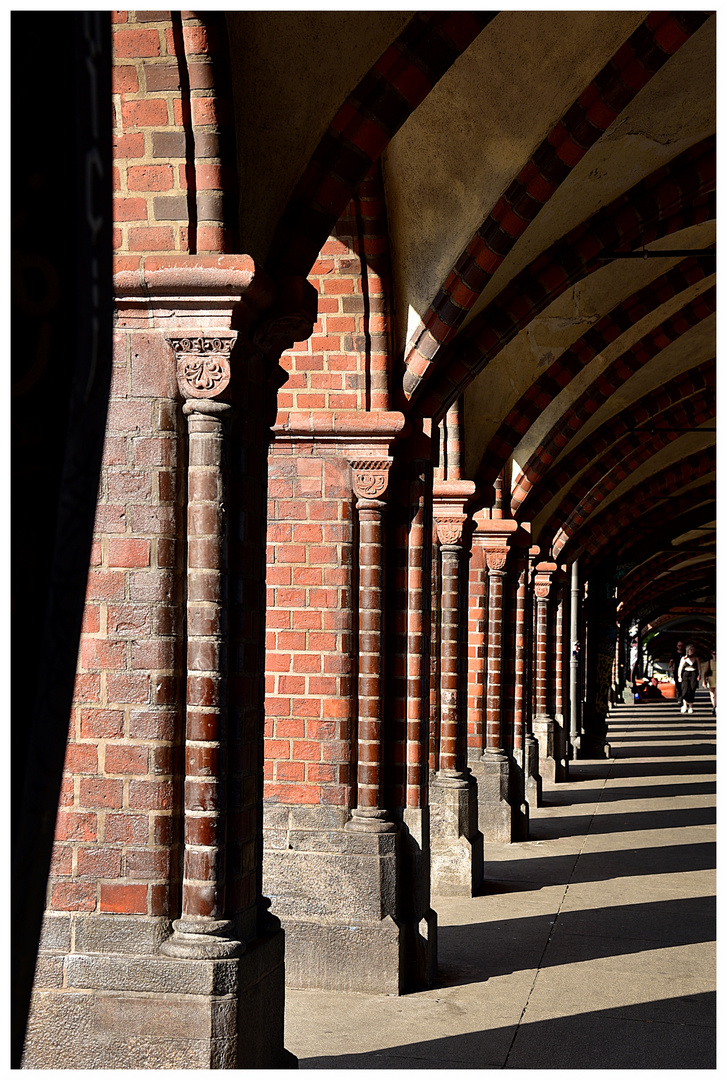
[524,734,542,808]
[281,915,402,995]
[469,752,516,844]
[533,715,562,784]
[263,805,408,994]
[22,914,291,1069]
[429,775,484,896]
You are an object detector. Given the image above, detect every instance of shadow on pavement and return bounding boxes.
[435,894,715,985]
[298,993,716,1069]
[480,840,715,888]
[527,803,715,839]
[544,779,716,806]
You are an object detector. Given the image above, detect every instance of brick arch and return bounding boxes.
[544,392,715,558]
[511,284,716,516]
[478,253,713,494]
[619,548,707,609]
[560,447,715,565]
[627,568,716,626]
[412,136,715,422]
[513,359,715,523]
[615,498,716,572]
[402,11,709,398]
[644,610,716,636]
[619,553,715,623]
[267,12,494,279]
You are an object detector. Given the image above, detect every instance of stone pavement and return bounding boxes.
[283,692,716,1069]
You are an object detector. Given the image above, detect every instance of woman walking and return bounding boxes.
[678,644,701,715]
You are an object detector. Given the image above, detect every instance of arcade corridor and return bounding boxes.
[14,11,715,1068]
[286,693,716,1069]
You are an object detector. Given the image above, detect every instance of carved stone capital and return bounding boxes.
[350,458,392,501]
[168,333,237,400]
[435,516,467,546]
[485,546,508,572]
[534,574,552,599]
[534,560,557,600]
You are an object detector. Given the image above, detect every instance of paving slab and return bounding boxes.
[283,699,716,1070]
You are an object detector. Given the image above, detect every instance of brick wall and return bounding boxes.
[264,444,355,809]
[275,168,392,423]
[264,172,395,809]
[112,10,233,255]
[54,329,185,917]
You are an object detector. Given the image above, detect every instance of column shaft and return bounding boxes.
[357,501,386,811]
[485,565,506,754]
[162,399,240,958]
[535,594,549,718]
[438,543,465,776]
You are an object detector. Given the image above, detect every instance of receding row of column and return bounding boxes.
[427,507,578,886]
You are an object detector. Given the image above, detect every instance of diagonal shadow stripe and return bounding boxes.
[435,895,715,987]
[544,779,716,806]
[481,840,715,889]
[298,992,715,1069]
[527,804,715,840]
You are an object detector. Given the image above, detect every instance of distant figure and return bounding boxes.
[678,644,701,715]
[670,639,686,705]
[703,649,716,716]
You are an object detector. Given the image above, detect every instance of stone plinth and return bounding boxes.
[429,775,483,896]
[263,805,404,994]
[22,913,291,1069]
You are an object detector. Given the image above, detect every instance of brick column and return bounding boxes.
[429,481,483,896]
[532,560,565,783]
[161,338,239,956]
[429,530,441,774]
[554,571,569,779]
[347,459,396,833]
[512,549,532,833]
[436,518,468,779]
[484,547,508,755]
[469,515,520,844]
[466,543,487,761]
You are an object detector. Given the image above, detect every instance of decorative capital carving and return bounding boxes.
[168,334,237,399]
[485,547,508,572]
[350,459,392,500]
[435,516,466,546]
[534,574,552,599]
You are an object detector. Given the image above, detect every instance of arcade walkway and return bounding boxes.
[285,692,716,1069]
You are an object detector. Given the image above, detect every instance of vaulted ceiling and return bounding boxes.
[225,10,715,645]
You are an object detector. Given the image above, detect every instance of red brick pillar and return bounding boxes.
[512,548,532,834]
[533,561,565,783]
[466,542,487,760]
[429,529,441,774]
[484,547,508,755]
[554,572,569,779]
[430,481,482,895]
[436,518,468,779]
[160,336,240,957]
[347,459,396,833]
[470,515,519,844]
[513,557,527,759]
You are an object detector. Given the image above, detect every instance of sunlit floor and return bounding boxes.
[283,692,716,1069]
